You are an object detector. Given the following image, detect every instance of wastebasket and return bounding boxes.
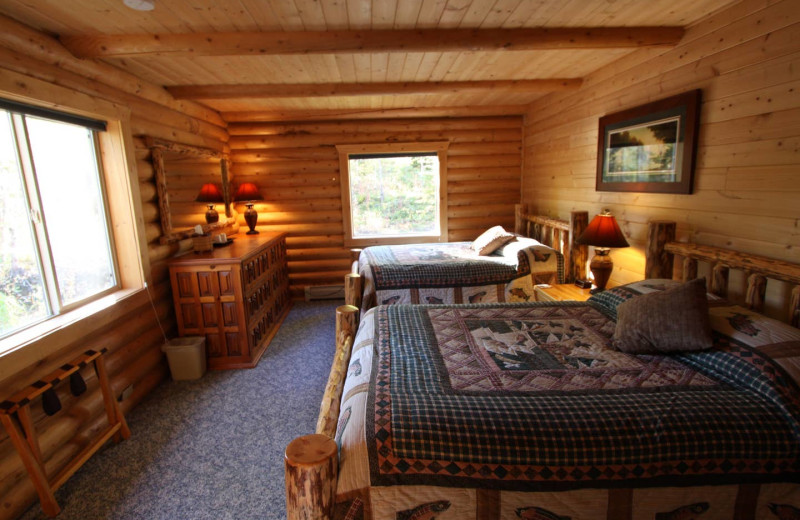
[162,337,207,380]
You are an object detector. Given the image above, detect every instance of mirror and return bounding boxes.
[147,137,235,244]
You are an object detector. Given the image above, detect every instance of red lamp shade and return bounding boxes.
[195,183,224,203]
[195,183,224,224]
[576,210,630,248]
[234,183,263,234]
[233,182,263,202]
[576,210,629,293]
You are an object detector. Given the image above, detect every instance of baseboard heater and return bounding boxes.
[304,285,345,301]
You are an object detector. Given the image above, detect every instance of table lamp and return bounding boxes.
[576,209,629,293]
[234,182,264,235]
[195,183,224,224]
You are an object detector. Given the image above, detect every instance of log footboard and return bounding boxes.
[285,304,357,519]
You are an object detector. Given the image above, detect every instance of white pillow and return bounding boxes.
[471,226,516,255]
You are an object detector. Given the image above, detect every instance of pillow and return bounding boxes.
[612,278,713,354]
[471,226,516,255]
[491,236,542,257]
[588,279,681,320]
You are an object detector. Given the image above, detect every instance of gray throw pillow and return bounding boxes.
[612,277,713,354]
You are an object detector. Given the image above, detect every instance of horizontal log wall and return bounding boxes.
[228,116,523,299]
[0,14,228,519]
[522,0,800,319]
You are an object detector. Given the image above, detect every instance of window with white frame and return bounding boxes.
[0,102,118,339]
[337,142,448,247]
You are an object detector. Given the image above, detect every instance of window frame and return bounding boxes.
[0,74,149,363]
[5,112,121,328]
[337,142,449,248]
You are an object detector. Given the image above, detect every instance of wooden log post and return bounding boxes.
[791,286,800,328]
[683,257,698,281]
[710,263,729,298]
[344,274,362,311]
[645,221,676,280]
[745,273,767,312]
[569,211,588,282]
[349,249,361,274]
[316,305,358,437]
[514,203,529,236]
[285,434,338,520]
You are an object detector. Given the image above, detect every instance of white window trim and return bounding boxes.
[337,141,449,248]
[0,69,149,371]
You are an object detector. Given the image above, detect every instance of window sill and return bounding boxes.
[345,234,445,248]
[0,287,147,381]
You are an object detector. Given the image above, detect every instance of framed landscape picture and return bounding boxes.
[596,89,701,194]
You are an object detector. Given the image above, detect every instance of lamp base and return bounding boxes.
[244,203,259,235]
[204,205,219,225]
[589,248,613,292]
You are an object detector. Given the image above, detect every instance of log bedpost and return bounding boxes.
[645,221,676,279]
[349,249,361,274]
[515,203,529,236]
[569,211,588,282]
[285,434,338,520]
[344,274,362,311]
[791,286,800,328]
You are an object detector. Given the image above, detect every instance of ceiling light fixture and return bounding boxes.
[123,0,155,11]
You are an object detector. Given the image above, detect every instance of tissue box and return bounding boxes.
[193,234,213,253]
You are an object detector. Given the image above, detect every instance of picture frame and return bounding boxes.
[596,89,701,194]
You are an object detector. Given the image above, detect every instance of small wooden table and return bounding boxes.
[534,283,592,302]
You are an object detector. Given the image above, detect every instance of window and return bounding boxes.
[338,142,449,247]
[0,103,118,339]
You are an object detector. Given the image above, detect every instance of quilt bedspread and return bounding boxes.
[358,241,564,313]
[365,303,800,490]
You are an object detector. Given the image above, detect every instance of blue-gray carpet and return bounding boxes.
[21,300,340,520]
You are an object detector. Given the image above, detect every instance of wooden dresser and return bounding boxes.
[168,233,291,370]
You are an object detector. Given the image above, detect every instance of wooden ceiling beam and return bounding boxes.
[166,79,582,100]
[60,27,685,58]
[221,105,529,122]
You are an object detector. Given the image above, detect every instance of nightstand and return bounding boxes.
[534,284,592,302]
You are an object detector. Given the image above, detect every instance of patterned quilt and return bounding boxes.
[358,240,564,314]
[334,301,800,520]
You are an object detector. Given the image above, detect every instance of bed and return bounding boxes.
[347,205,589,314]
[286,219,800,520]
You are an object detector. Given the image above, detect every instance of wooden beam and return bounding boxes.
[167,79,581,100]
[221,104,528,122]
[61,27,685,58]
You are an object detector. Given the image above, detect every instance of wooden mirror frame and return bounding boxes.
[146,137,235,244]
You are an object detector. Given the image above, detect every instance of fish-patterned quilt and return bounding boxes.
[333,301,800,520]
[358,239,564,315]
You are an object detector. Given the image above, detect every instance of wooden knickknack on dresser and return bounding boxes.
[168,233,291,369]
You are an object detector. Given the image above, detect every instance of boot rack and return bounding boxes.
[0,348,130,517]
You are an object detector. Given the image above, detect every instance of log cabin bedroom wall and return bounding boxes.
[0,15,229,519]
[522,0,799,318]
[227,116,522,298]
[0,0,797,518]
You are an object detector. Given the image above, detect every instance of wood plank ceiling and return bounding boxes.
[0,0,739,120]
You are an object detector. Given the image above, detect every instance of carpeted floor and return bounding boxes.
[20,300,340,520]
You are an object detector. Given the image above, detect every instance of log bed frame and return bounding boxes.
[285,219,800,519]
[343,204,589,311]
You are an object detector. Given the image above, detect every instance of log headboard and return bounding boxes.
[514,204,588,283]
[646,220,800,327]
